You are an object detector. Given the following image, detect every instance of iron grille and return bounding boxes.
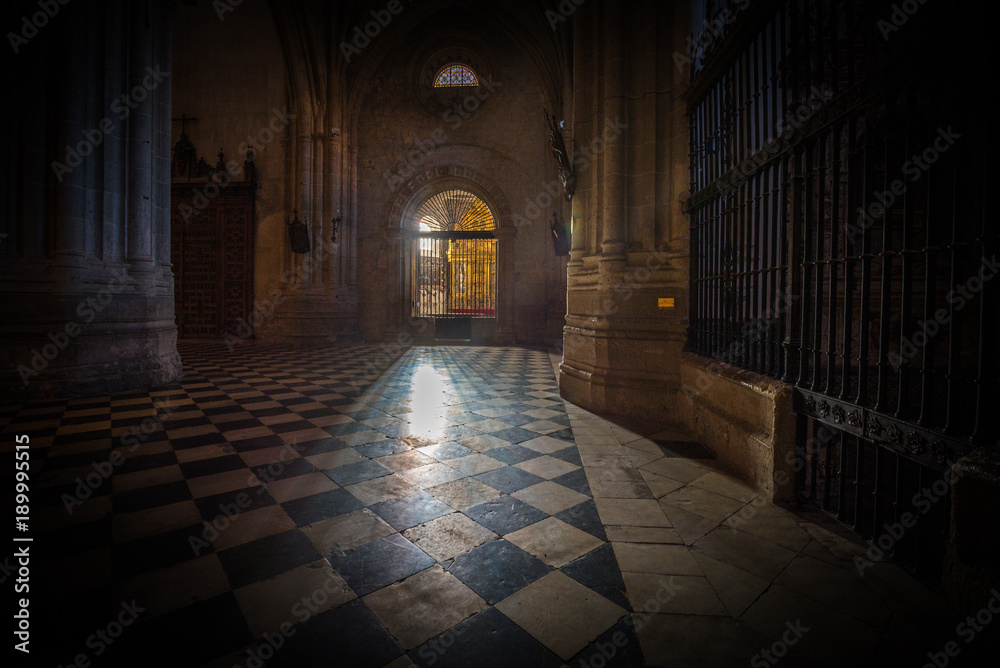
[686,0,996,581]
[412,232,497,319]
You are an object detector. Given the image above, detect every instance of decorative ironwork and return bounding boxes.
[416,190,494,232]
[931,441,948,465]
[832,405,845,424]
[412,190,497,319]
[804,396,816,413]
[866,415,883,437]
[885,424,902,445]
[817,401,830,418]
[287,210,311,254]
[906,432,924,456]
[544,110,575,200]
[848,410,862,428]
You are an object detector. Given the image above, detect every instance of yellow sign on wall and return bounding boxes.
[658,298,675,309]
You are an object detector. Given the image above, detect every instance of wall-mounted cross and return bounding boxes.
[171,113,198,136]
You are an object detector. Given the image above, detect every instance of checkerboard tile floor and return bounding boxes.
[2,342,953,668]
[3,343,644,667]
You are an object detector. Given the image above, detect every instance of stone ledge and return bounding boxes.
[677,352,795,502]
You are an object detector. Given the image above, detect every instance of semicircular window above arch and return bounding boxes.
[416,190,495,232]
[433,63,479,88]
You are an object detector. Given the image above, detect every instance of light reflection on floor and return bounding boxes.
[408,364,451,441]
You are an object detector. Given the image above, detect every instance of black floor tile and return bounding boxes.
[568,617,645,668]
[179,454,247,478]
[227,434,287,451]
[113,480,192,513]
[328,534,435,597]
[324,459,392,486]
[495,413,535,427]
[463,496,548,535]
[369,491,453,531]
[280,488,363,526]
[555,499,607,542]
[252,456,318,483]
[216,529,320,589]
[195,486,277,521]
[490,427,539,444]
[479,444,543,466]
[111,593,254,665]
[449,539,551,604]
[112,523,206,580]
[560,543,629,609]
[551,468,592,495]
[267,599,404,668]
[269,419,318,433]
[408,607,563,668]
[474,465,546,493]
[356,439,410,458]
[215,418,265,432]
[549,446,583,466]
[170,431,228,450]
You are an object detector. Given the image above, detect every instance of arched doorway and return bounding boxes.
[411,190,497,338]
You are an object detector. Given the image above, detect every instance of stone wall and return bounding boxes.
[676,353,797,502]
[169,0,571,347]
[559,0,692,417]
[0,0,180,399]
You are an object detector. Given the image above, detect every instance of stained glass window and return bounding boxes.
[433,63,479,88]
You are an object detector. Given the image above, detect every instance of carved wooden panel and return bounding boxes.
[171,182,255,339]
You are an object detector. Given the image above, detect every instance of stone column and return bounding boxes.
[52,18,88,272]
[600,0,627,268]
[0,0,180,399]
[125,2,156,278]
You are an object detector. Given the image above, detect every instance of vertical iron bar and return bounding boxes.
[875,94,896,413]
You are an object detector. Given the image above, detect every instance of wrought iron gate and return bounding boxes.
[412,233,497,318]
[685,0,996,580]
[410,189,498,319]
